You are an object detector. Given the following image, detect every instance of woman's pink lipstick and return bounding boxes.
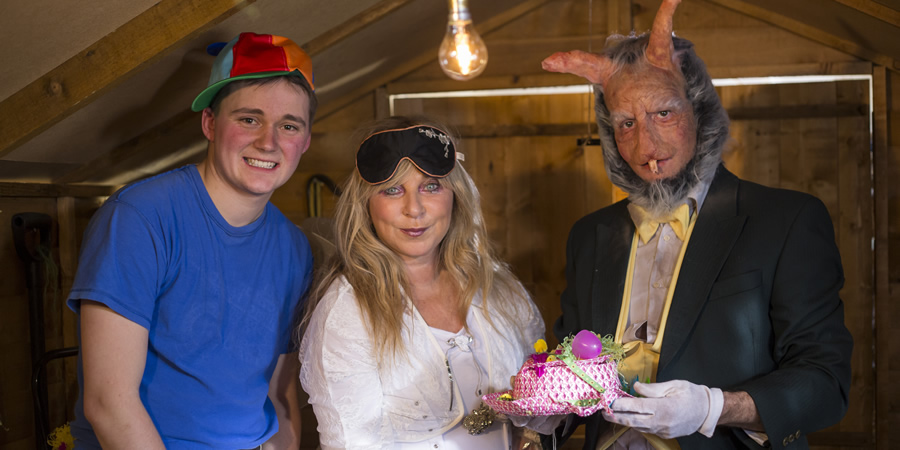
[401,227,427,237]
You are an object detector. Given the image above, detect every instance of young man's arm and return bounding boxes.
[80,300,166,449]
[263,353,302,449]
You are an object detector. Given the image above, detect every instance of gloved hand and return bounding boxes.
[507,413,568,435]
[601,380,724,439]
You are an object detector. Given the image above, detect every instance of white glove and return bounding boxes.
[601,380,724,439]
[507,413,568,435]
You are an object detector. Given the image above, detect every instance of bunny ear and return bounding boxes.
[541,50,616,87]
[646,0,681,71]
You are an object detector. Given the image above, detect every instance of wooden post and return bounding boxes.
[871,65,891,450]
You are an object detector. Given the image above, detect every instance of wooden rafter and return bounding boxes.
[832,0,900,28]
[302,0,416,56]
[704,0,900,71]
[51,0,414,185]
[316,0,555,121]
[0,0,258,160]
[52,110,202,184]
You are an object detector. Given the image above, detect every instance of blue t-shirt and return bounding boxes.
[67,165,313,449]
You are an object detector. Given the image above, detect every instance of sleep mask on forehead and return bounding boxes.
[356,125,457,184]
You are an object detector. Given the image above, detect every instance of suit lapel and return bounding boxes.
[592,202,634,335]
[658,167,747,374]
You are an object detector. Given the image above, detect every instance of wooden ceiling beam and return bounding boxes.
[302,0,416,56]
[52,110,200,184]
[831,0,900,28]
[315,0,555,121]
[0,0,258,160]
[51,0,413,185]
[703,0,900,71]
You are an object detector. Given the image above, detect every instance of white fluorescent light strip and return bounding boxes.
[711,74,871,86]
[391,85,592,100]
[389,74,873,116]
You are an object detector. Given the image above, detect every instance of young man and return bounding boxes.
[67,32,317,449]
[542,0,852,448]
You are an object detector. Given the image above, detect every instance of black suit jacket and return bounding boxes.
[553,166,852,449]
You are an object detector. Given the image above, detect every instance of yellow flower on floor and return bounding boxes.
[48,422,74,450]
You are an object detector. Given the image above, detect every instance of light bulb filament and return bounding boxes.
[454,31,474,75]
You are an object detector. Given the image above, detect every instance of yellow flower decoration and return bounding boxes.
[533,339,548,354]
[546,355,558,362]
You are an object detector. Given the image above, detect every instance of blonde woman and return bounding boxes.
[299,116,544,449]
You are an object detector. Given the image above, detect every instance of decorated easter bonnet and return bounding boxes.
[483,330,631,417]
[192,32,314,112]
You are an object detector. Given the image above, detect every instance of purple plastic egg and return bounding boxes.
[572,330,603,359]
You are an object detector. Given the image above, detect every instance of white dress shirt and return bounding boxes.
[602,182,710,450]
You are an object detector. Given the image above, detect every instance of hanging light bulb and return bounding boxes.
[438,0,488,81]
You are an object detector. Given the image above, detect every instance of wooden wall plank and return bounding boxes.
[608,0,634,36]
[0,182,115,198]
[56,197,80,428]
[0,195,101,448]
[1,198,57,448]
[722,84,782,187]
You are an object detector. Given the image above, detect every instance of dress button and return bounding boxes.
[423,415,428,419]
[664,235,671,241]
[434,445,438,449]
[428,428,433,432]
[783,437,790,447]
[653,282,660,288]
[414,401,420,406]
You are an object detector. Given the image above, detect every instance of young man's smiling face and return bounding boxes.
[605,65,697,183]
[200,78,311,203]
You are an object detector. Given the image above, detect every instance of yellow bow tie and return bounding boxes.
[627,203,692,244]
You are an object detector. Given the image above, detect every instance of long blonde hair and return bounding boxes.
[301,116,532,367]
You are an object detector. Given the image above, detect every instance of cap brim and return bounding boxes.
[482,389,631,417]
[191,70,299,112]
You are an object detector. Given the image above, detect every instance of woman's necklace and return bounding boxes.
[444,334,498,435]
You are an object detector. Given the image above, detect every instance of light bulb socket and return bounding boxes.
[448,0,472,22]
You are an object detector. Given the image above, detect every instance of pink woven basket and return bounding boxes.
[483,355,630,417]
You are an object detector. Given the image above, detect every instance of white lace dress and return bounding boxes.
[299,276,544,450]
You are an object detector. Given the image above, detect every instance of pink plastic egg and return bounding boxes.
[572,330,603,359]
